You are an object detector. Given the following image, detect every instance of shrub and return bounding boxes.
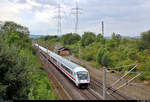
[96,46,111,67]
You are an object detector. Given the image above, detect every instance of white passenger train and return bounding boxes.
[35,44,90,88]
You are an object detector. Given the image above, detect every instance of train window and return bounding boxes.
[61,64,65,69]
[70,71,73,75]
[69,69,71,73]
[66,67,69,73]
[67,68,69,71]
[77,71,88,80]
[61,64,72,74]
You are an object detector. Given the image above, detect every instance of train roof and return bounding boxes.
[36,44,87,71]
[49,51,81,70]
[52,53,88,72]
[73,67,88,73]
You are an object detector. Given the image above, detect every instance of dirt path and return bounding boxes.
[65,55,150,100]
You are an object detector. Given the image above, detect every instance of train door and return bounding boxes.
[73,72,76,79]
[73,72,79,87]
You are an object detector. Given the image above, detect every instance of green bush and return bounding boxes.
[96,46,111,67]
[0,21,57,100]
[36,29,150,82]
[138,30,150,50]
[138,72,150,81]
[81,32,96,47]
[86,54,93,61]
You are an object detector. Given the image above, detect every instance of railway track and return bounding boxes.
[38,51,71,100]
[39,50,104,100]
[38,48,130,100]
[90,77,131,100]
[78,88,103,100]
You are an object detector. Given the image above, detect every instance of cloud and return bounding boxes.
[0,0,32,23]
[0,0,150,36]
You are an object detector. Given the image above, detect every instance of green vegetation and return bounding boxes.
[81,32,96,47]
[138,30,150,50]
[37,31,150,81]
[96,46,111,67]
[0,21,57,100]
[61,33,81,46]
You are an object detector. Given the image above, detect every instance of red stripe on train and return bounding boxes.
[39,48,76,81]
[46,55,76,81]
[50,59,76,81]
[53,61,76,81]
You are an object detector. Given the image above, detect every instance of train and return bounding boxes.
[35,44,90,88]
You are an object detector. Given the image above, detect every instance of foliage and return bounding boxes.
[0,40,30,99]
[28,70,57,100]
[43,35,60,42]
[1,21,30,35]
[0,21,57,100]
[96,46,111,67]
[81,32,96,47]
[96,33,103,42]
[138,30,150,50]
[36,30,150,81]
[61,33,81,45]
[107,39,117,49]
[112,32,121,46]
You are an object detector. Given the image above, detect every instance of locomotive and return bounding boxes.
[35,44,90,88]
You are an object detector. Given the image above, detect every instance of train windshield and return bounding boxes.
[77,71,88,80]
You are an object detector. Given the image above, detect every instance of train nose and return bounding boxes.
[79,80,87,83]
[78,83,89,89]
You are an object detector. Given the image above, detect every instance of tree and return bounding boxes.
[0,21,57,100]
[1,21,30,35]
[100,37,106,46]
[44,35,59,41]
[101,51,110,67]
[138,30,150,50]
[112,32,121,46]
[96,33,103,42]
[0,40,31,100]
[61,33,81,45]
[96,46,111,67]
[96,47,105,65]
[107,39,117,49]
[0,21,31,49]
[81,32,96,47]
[0,22,32,100]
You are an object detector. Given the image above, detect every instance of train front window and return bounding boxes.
[77,71,88,80]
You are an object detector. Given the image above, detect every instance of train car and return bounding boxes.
[35,44,90,88]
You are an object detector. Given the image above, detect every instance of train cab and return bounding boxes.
[74,67,90,88]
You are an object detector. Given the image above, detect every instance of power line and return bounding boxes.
[72,0,83,33]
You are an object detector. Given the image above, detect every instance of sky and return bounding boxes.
[0,0,150,37]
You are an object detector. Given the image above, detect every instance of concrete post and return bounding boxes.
[103,67,106,100]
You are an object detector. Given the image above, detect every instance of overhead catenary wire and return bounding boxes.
[110,64,138,88]
[105,64,142,96]
[107,64,137,70]
[109,73,142,95]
